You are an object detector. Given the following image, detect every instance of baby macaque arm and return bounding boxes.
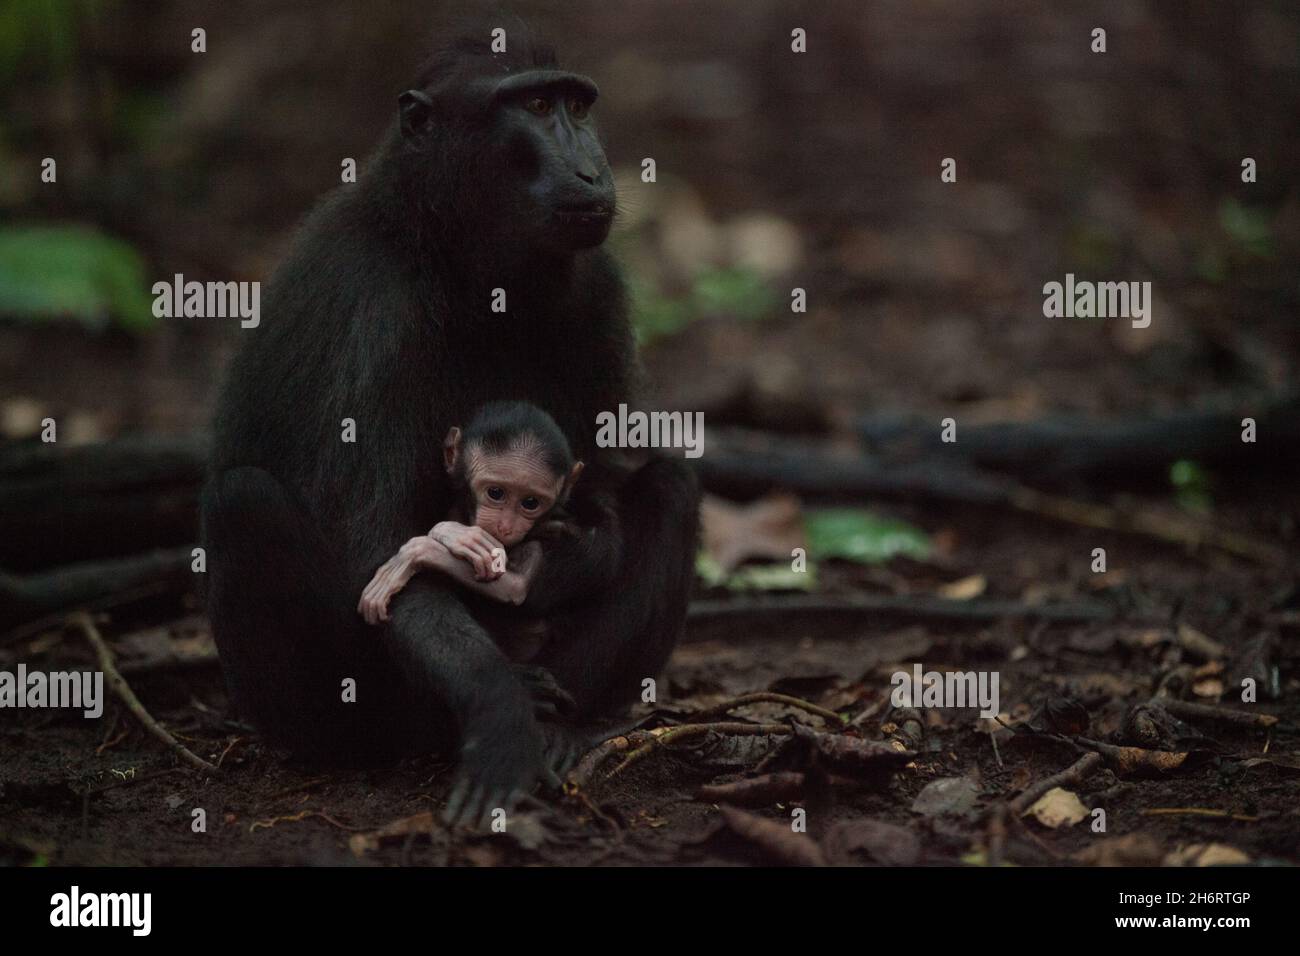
[433,540,542,606]
[358,535,445,625]
[429,520,505,581]
[358,536,541,626]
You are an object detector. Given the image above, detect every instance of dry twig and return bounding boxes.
[70,612,218,774]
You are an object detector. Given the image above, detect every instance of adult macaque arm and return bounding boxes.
[519,487,622,614]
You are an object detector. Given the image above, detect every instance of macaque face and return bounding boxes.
[444,425,584,548]
[465,447,567,547]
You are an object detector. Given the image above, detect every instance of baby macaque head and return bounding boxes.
[444,401,583,548]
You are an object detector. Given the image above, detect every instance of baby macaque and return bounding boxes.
[358,401,583,627]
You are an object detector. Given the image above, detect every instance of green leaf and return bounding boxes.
[690,266,776,321]
[1170,458,1212,516]
[0,0,100,82]
[0,225,157,332]
[694,550,816,592]
[722,563,816,592]
[804,509,931,564]
[1218,198,1274,258]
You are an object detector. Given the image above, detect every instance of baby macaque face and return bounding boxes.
[464,446,567,547]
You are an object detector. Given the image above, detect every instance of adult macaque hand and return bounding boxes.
[430,521,505,581]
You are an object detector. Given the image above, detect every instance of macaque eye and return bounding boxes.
[521,497,540,512]
[486,487,506,502]
[526,96,551,115]
[568,98,589,119]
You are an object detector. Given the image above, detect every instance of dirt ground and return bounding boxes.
[3,480,1297,867]
[2,1,1299,866]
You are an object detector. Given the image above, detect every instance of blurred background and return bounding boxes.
[2,0,1296,442]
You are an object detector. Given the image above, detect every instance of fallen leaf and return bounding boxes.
[911,776,981,819]
[1192,677,1224,698]
[499,811,551,851]
[1074,833,1165,866]
[936,574,986,600]
[1238,753,1300,774]
[1164,843,1251,867]
[697,773,807,807]
[347,811,434,856]
[701,493,806,574]
[1024,787,1088,828]
[791,724,914,779]
[717,806,826,866]
[1176,624,1226,661]
[824,819,920,866]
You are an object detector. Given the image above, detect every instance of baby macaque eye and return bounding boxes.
[486,487,506,502]
[521,497,540,512]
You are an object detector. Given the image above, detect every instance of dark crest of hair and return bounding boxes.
[414,22,559,92]
[462,401,574,478]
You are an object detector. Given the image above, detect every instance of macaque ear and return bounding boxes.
[563,460,584,497]
[443,427,462,474]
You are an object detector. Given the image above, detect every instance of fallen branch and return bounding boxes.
[1008,751,1103,816]
[2,551,195,636]
[0,433,206,571]
[565,733,648,793]
[1141,807,1260,822]
[697,772,808,807]
[1160,699,1278,730]
[857,394,1300,484]
[693,692,844,726]
[607,722,791,781]
[687,593,1139,630]
[70,612,218,774]
[697,428,1285,564]
[249,809,359,833]
[1075,737,1193,776]
[1007,486,1283,565]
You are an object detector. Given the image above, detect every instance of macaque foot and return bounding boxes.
[537,716,648,787]
[538,722,592,784]
[512,663,577,719]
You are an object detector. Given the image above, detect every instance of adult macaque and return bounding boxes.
[202,31,699,828]
[358,401,584,624]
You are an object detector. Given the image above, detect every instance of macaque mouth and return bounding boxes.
[554,202,612,227]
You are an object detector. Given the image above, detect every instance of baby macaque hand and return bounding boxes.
[358,547,415,625]
[357,536,447,625]
[431,521,505,581]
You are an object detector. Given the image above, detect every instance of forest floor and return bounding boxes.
[3,449,1297,866]
[3,1,1299,866]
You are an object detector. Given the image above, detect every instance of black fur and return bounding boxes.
[201,33,699,823]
